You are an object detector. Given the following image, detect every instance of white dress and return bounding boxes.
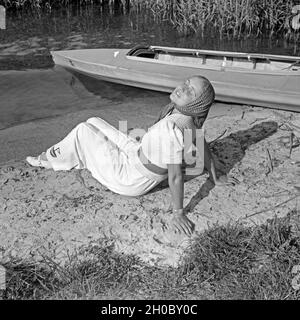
[45,114,203,197]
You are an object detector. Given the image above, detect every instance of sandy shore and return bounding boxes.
[1,34,300,268]
[1,84,300,267]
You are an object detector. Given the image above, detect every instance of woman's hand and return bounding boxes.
[170,209,194,236]
[214,175,239,186]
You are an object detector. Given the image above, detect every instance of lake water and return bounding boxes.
[0,4,299,130]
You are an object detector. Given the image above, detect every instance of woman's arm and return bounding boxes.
[168,163,184,210]
[167,163,194,236]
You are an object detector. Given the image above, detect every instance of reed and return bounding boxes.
[1,0,95,11]
[0,0,125,10]
[1,0,298,42]
[140,0,297,40]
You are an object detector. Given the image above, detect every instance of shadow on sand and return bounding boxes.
[151,120,278,212]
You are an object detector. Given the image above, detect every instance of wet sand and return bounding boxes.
[0,66,169,163]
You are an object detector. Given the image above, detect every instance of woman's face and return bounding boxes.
[170,77,203,108]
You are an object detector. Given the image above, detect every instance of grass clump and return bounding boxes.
[1,213,300,300]
[181,214,300,299]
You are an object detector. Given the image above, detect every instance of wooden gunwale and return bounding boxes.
[126,55,300,76]
[149,45,300,62]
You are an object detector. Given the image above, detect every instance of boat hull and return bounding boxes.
[51,48,300,112]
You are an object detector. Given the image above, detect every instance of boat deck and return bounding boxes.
[127,45,300,73]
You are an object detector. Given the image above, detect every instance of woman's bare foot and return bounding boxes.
[26,152,52,169]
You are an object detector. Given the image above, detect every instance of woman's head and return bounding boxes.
[170,76,215,118]
[153,76,215,129]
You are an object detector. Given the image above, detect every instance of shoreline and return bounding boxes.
[0,66,168,163]
[0,32,129,71]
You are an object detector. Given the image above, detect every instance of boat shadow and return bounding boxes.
[151,120,278,213]
[66,69,166,101]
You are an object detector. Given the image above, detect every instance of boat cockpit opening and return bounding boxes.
[127,45,300,72]
[126,45,156,59]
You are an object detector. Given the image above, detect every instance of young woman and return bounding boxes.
[26,76,237,236]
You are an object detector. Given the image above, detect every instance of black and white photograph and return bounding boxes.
[0,0,300,305]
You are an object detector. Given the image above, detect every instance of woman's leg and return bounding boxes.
[86,117,134,151]
[26,120,111,171]
[44,121,109,171]
[28,117,134,171]
[26,117,144,192]
[26,152,52,169]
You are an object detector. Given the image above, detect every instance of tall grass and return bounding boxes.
[1,0,298,40]
[0,0,123,11]
[146,0,297,40]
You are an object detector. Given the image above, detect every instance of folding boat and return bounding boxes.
[51,45,300,111]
